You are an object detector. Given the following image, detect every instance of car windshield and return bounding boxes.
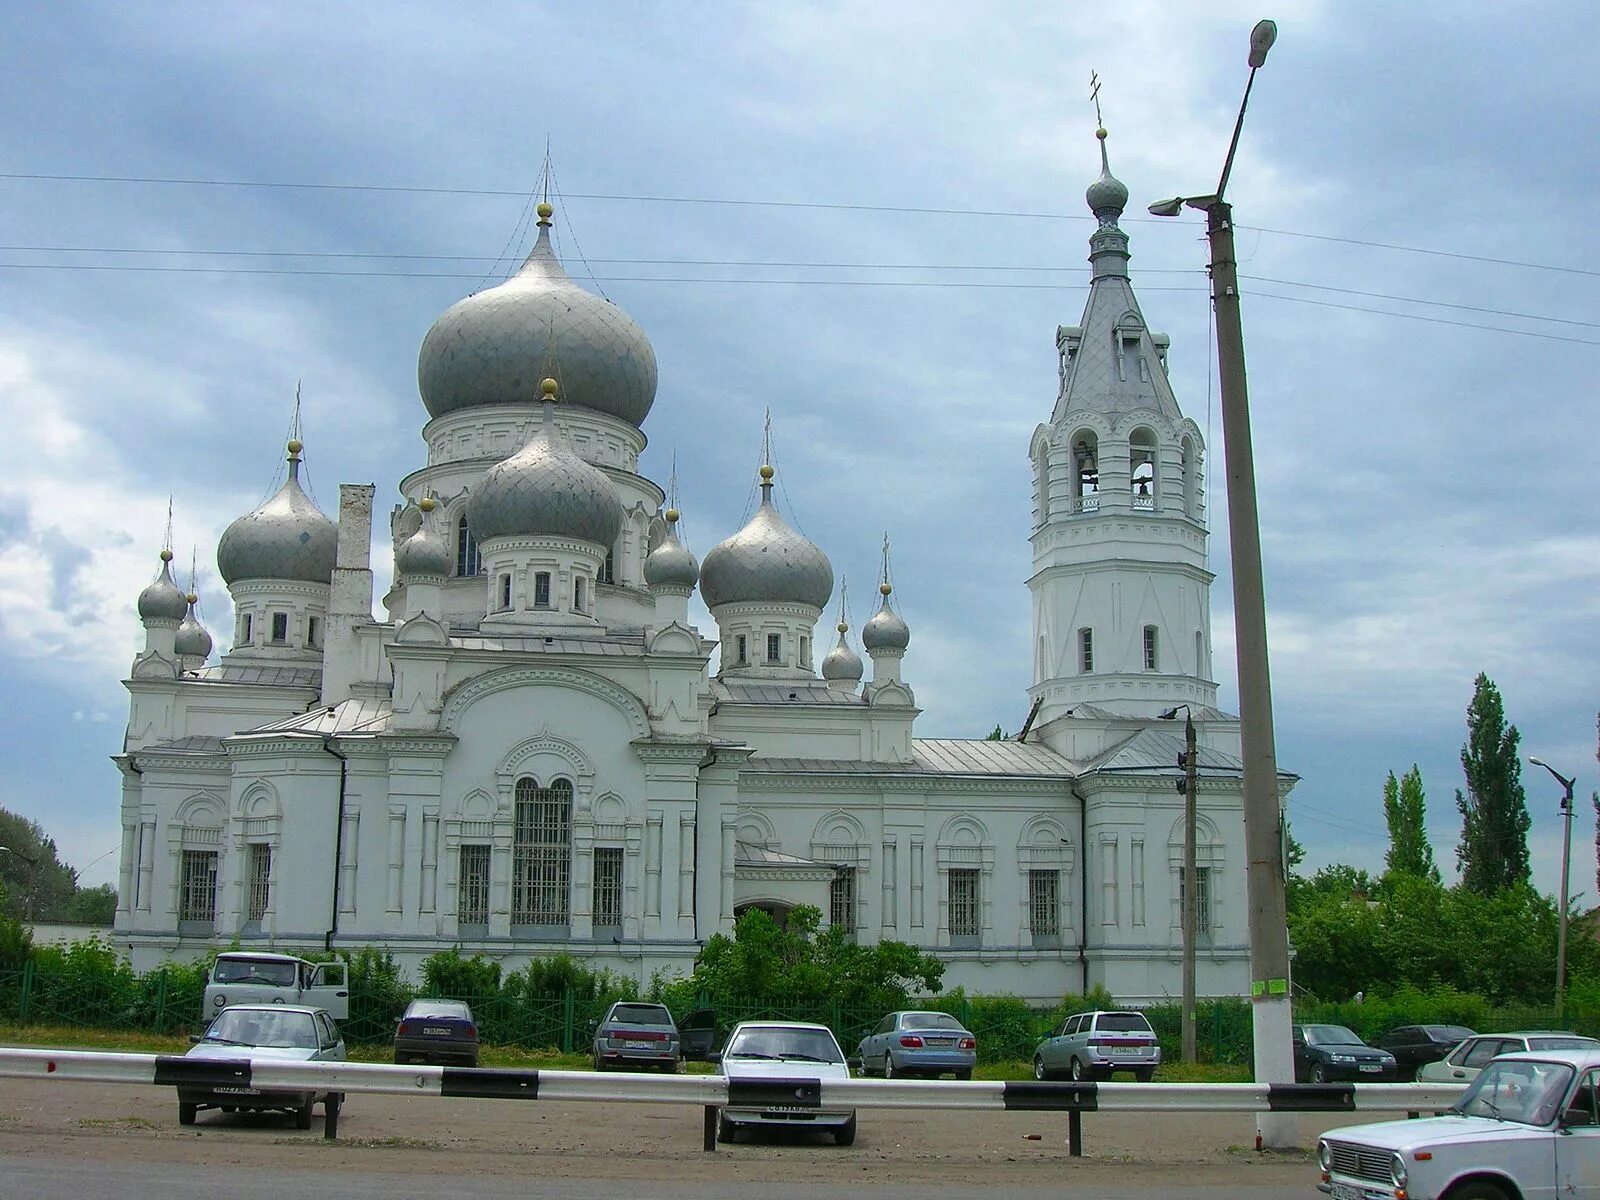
[212,958,298,986]
[902,1012,963,1030]
[1096,1013,1152,1032]
[726,1027,844,1064]
[608,1004,674,1026]
[1304,1025,1363,1047]
[1455,1059,1573,1125]
[206,1008,318,1049]
[405,1000,471,1020]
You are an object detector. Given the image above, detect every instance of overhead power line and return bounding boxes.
[3,170,1596,278]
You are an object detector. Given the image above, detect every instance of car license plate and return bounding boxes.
[1330,1182,1363,1200]
[626,1040,651,1049]
[928,1037,954,1045]
[1359,1064,1382,1073]
[423,1027,450,1036]
[215,1087,260,1096]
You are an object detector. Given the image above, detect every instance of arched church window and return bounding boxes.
[1073,436,1099,513]
[1034,451,1050,526]
[601,546,616,585]
[512,777,572,928]
[456,515,481,577]
[1180,436,1197,518]
[1130,427,1156,509]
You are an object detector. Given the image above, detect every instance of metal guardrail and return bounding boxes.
[0,1047,1465,1155]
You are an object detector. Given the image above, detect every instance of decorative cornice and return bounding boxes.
[439,664,650,738]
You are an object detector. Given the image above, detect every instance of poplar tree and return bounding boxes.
[1454,673,1531,895]
[1383,765,1438,882]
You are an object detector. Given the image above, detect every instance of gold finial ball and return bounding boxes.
[536,201,554,220]
[419,496,437,513]
[758,464,774,481]
[186,592,199,605]
[837,621,848,634]
[664,508,680,523]
[159,548,174,562]
[1096,127,1108,140]
[286,438,303,455]
[880,582,893,596]
[541,377,559,398]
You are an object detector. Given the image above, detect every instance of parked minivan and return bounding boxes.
[202,952,349,1021]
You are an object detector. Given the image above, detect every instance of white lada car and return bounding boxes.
[1317,1047,1600,1200]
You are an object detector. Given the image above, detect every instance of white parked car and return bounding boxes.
[178,1004,346,1129]
[714,1021,856,1146]
[1317,1047,1600,1200]
[1414,1030,1598,1084]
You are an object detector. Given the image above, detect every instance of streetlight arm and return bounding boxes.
[1215,66,1259,202]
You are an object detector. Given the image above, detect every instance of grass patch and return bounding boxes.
[0,1025,190,1055]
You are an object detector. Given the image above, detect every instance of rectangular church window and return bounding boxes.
[270,612,289,644]
[1179,866,1212,934]
[246,844,271,923]
[458,845,491,928]
[534,572,551,607]
[593,847,624,932]
[238,613,252,645]
[948,868,979,942]
[498,574,512,611]
[1029,869,1060,941]
[766,633,781,664]
[179,850,218,925]
[829,867,855,937]
[307,616,321,648]
[1144,625,1158,671]
[1079,628,1093,673]
[573,576,586,613]
[735,635,747,666]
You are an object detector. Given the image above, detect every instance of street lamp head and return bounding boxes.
[1147,197,1185,218]
[1529,756,1548,767]
[1157,705,1190,720]
[1248,19,1278,69]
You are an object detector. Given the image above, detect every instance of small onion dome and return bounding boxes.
[1085,127,1129,221]
[217,441,339,585]
[137,549,188,622]
[700,466,833,610]
[467,378,623,546]
[644,508,698,590]
[417,204,658,427]
[174,594,213,660]
[821,621,863,682]
[396,524,451,578]
[862,583,910,652]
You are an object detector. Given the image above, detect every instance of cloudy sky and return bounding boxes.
[1,2,1595,902]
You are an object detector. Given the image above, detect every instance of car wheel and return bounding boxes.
[295,1096,315,1130]
[1033,1056,1051,1081]
[1135,1067,1155,1083]
[178,1102,197,1126]
[955,1068,972,1081]
[1070,1057,1086,1082]
[717,1111,737,1144]
[883,1056,896,1080]
[1446,1184,1511,1200]
[833,1114,857,1147]
[1310,1064,1329,1084]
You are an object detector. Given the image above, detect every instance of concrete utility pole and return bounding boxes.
[1149,19,1295,1147]
[1529,756,1577,1017]
[1161,705,1200,1063]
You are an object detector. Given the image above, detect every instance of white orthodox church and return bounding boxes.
[113,133,1290,1003]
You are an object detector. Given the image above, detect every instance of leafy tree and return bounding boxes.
[985,725,1006,741]
[1455,673,1531,894]
[63,884,117,925]
[1382,766,1438,883]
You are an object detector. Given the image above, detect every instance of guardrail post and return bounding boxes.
[324,1091,341,1140]
[703,1104,717,1152]
[1068,1110,1082,1157]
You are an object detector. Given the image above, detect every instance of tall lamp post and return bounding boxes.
[1159,705,1200,1063]
[1529,756,1577,1017]
[1149,19,1295,1144]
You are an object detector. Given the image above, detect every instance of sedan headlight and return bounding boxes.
[1317,1140,1332,1171]
[1331,1054,1356,1063]
[213,994,226,1007]
[1389,1151,1408,1188]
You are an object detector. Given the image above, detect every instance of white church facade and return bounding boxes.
[112,135,1290,1003]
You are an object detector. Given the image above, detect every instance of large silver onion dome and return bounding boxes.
[821,622,863,682]
[700,466,833,610]
[396,498,451,578]
[136,550,188,622]
[174,594,213,660]
[417,205,658,427]
[643,509,698,590]
[467,380,623,546]
[217,442,339,586]
[862,584,910,651]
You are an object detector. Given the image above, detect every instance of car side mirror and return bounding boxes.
[707,1050,722,1064]
[188,1033,204,1045]
[846,1057,862,1070]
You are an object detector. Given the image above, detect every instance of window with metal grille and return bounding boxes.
[735,635,747,665]
[1078,628,1093,673]
[948,868,979,938]
[307,615,321,648]
[1143,625,1158,671]
[456,515,481,577]
[1179,866,1211,933]
[534,571,551,607]
[593,846,624,930]
[601,547,615,585]
[458,844,491,926]
[829,867,855,934]
[1029,869,1060,937]
[246,844,271,922]
[766,633,781,663]
[270,612,289,644]
[179,850,217,924]
[512,778,572,927]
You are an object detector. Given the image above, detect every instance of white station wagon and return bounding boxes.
[1318,1047,1600,1200]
